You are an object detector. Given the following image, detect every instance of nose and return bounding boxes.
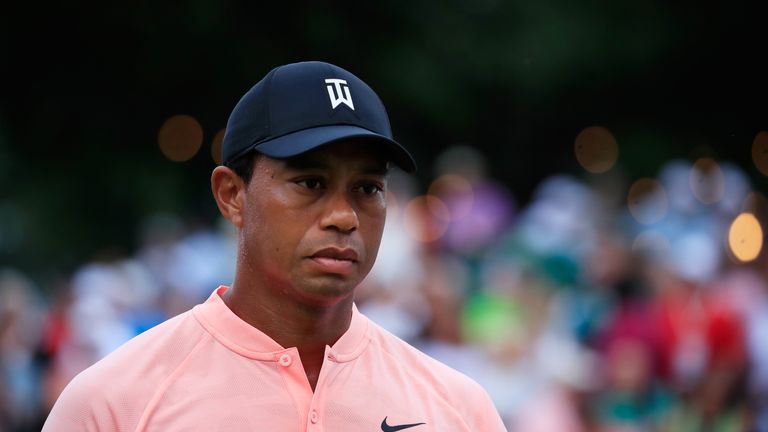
[320,191,359,234]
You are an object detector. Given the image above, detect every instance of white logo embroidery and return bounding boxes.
[325,78,355,110]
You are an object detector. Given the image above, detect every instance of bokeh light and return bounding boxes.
[157,115,204,162]
[627,178,668,225]
[690,157,724,204]
[427,174,475,220]
[402,195,450,242]
[728,212,763,262]
[632,229,671,256]
[211,129,225,165]
[752,131,768,176]
[574,126,619,173]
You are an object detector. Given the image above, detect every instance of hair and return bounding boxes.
[225,152,260,185]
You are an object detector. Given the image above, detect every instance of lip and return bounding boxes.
[309,247,359,262]
[306,247,359,275]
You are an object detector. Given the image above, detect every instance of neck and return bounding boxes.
[222,276,354,390]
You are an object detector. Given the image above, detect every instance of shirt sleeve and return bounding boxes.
[42,371,124,432]
[467,384,509,431]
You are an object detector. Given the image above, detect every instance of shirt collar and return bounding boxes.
[192,286,369,361]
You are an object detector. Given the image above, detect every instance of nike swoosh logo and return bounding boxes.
[381,416,425,431]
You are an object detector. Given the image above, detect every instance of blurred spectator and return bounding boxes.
[0,269,45,431]
[356,171,430,342]
[431,145,516,258]
[14,148,767,432]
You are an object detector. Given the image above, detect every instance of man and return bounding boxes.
[44,61,507,431]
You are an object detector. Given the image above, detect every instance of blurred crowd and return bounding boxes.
[2,145,768,431]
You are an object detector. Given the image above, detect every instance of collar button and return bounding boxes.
[278,354,292,367]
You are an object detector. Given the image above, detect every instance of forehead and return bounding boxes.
[281,141,391,173]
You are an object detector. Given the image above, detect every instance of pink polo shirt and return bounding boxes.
[44,286,506,431]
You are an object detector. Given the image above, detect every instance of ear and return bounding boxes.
[211,166,246,228]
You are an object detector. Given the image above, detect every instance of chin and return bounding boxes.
[294,277,358,307]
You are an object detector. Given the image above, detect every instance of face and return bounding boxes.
[236,142,389,306]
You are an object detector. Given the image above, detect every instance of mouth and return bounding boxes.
[310,247,359,262]
[307,247,359,274]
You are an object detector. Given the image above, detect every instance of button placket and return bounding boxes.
[305,348,344,430]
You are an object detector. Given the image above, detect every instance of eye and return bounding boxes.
[358,183,384,196]
[296,178,324,190]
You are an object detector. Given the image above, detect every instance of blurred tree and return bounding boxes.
[1,0,766,283]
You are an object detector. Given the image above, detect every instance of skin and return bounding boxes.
[210,141,389,390]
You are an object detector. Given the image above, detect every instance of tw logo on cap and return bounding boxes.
[325,78,355,110]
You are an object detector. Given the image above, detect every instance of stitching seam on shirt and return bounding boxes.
[192,304,279,360]
[334,312,372,362]
[133,332,210,432]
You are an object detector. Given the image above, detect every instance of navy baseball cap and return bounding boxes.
[221,61,416,173]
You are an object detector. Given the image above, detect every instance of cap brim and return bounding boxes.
[253,125,416,173]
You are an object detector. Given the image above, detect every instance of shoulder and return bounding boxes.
[366,318,480,389]
[44,310,208,431]
[364,318,506,429]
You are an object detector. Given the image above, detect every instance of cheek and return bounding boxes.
[242,197,304,258]
[252,211,302,245]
